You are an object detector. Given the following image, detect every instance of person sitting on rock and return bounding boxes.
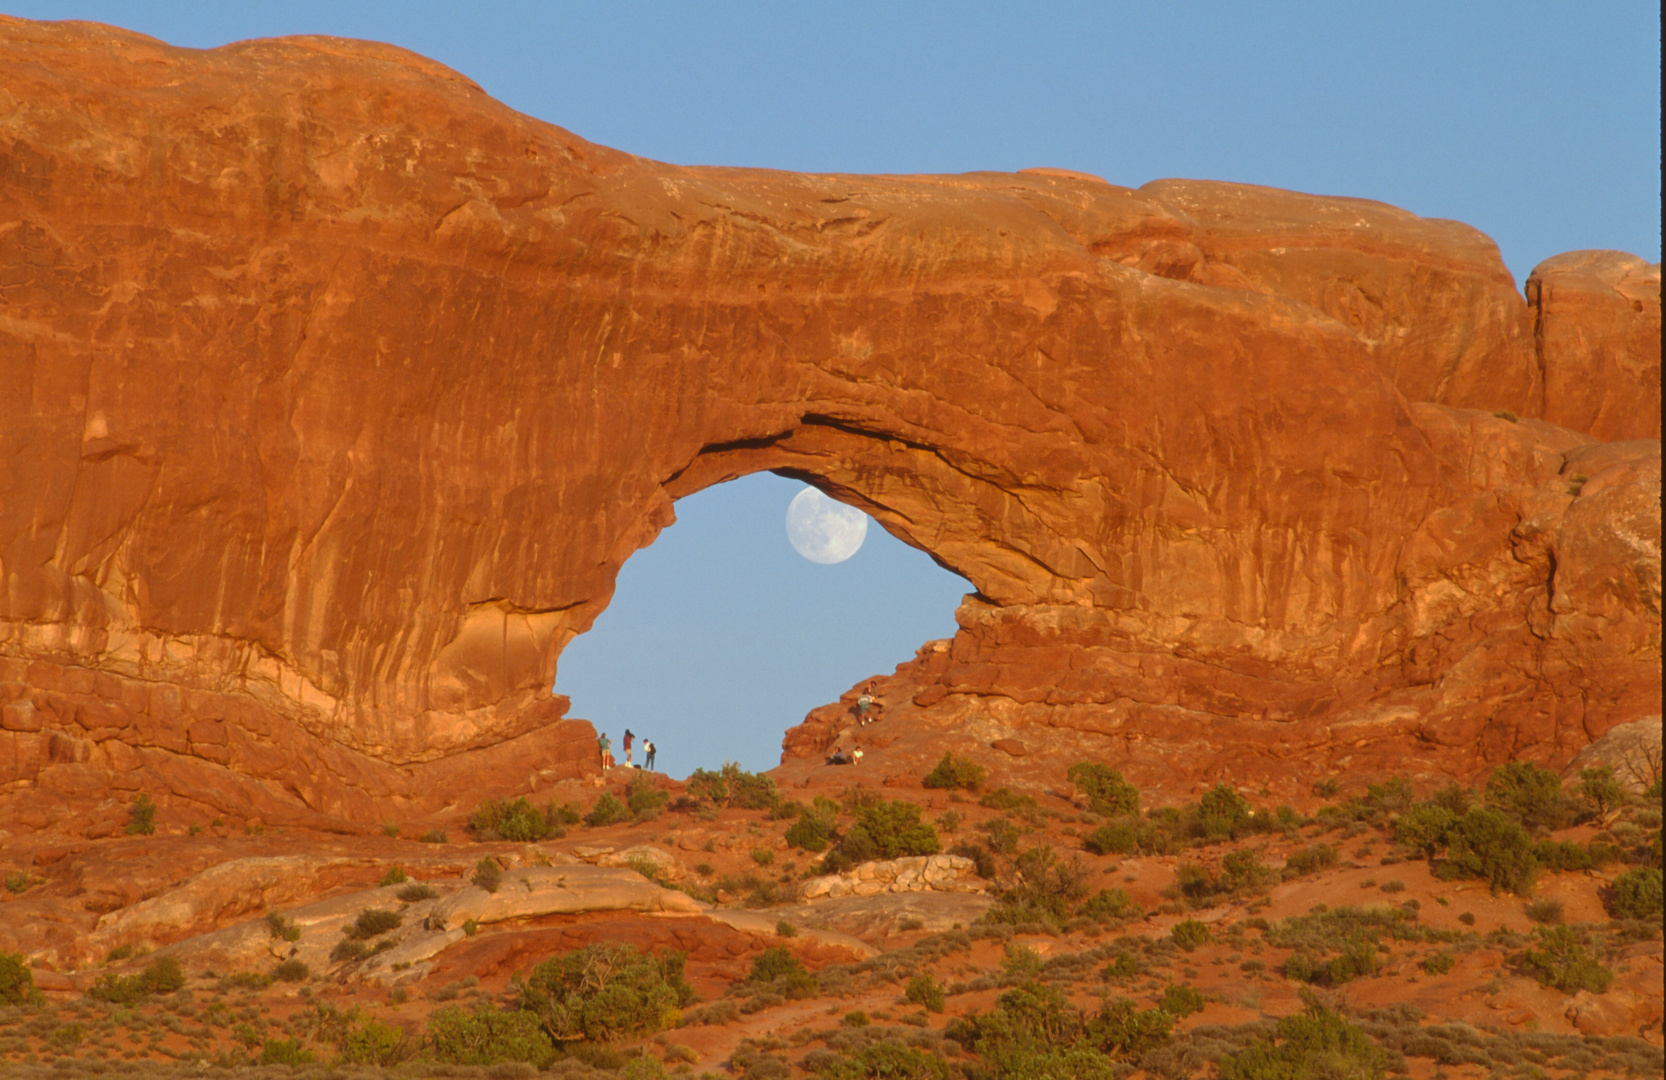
[643,739,656,771]
[852,745,864,766]
[827,746,850,766]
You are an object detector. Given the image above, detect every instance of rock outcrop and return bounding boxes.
[0,17,1659,825]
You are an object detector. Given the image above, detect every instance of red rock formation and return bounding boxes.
[1528,251,1662,441]
[0,17,1658,826]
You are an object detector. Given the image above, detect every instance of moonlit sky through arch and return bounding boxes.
[12,1,1658,775]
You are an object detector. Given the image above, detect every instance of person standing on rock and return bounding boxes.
[598,731,613,771]
[622,728,635,766]
[855,691,873,725]
[643,739,656,771]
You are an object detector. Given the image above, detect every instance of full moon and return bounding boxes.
[785,487,869,564]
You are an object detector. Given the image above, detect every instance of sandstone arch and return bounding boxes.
[0,19,1658,828]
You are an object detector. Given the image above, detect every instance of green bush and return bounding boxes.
[472,858,504,893]
[627,774,670,818]
[1158,984,1205,1018]
[1578,766,1628,818]
[822,800,940,872]
[979,816,1022,854]
[1520,925,1613,993]
[260,1038,314,1065]
[685,762,779,809]
[983,845,1090,926]
[1485,760,1572,831]
[0,952,37,1005]
[87,955,185,1004]
[516,943,695,1043]
[1067,763,1141,817]
[1282,844,1339,878]
[978,787,1036,811]
[398,882,439,903]
[1437,806,1538,895]
[1171,919,1210,951]
[3,871,29,894]
[1534,838,1624,872]
[951,980,1168,1076]
[379,865,408,886]
[469,797,558,841]
[1078,887,1142,923]
[1282,938,1380,986]
[346,908,402,939]
[1083,820,1137,856]
[584,791,631,827]
[785,798,838,852]
[426,1004,554,1067]
[265,911,301,941]
[1421,951,1455,974]
[1606,867,1663,920]
[273,958,309,982]
[905,973,946,1013]
[749,946,804,983]
[1217,1001,1389,1080]
[125,793,157,835]
[1393,803,1458,857]
[338,1017,410,1066]
[331,940,368,963]
[1524,898,1564,924]
[922,751,985,791]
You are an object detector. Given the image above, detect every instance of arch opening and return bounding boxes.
[553,471,973,778]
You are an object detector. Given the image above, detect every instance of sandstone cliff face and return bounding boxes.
[0,18,1658,825]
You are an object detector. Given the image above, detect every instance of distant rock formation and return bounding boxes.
[0,17,1658,827]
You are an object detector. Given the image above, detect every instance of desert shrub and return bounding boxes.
[1159,983,1205,1018]
[953,981,1175,1075]
[331,940,369,963]
[627,774,670,818]
[905,973,946,1013]
[786,797,839,852]
[685,762,779,810]
[426,1004,555,1067]
[1578,765,1628,818]
[1078,887,1142,923]
[469,797,556,841]
[1353,777,1416,819]
[1534,838,1624,872]
[338,1016,411,1066]
[1217,1000,1389,1080]
[1083,820,1137,856]
[516,942,695,1043]
[981,845,1089,926]
[87,955,185,1004]
[1437,807,1538,895]
[266,911,301,941]
[1221,849,1275,890]
[1524,897,1564,924]
[1393,803,1458,857]
[978,787,1036,811]
[1067,763,1141,817]
[419,828,447,843]
[979,816,1022,854]
[584,791,631,827]
[398,882,439,902]
[1520,925,1613,993]
[1421,950,1455,974]
[126,793,157,835]
[260,1037,314,1065]
[1195,784,1256,840]
[1171,920,1210,951]
[0,952,37,1005]
[950,841,998,878]
[3,871,29,894]
[472,857,504,893]
[822,800,940,873]
[1282,844,1339,878]
[776,919,798,938]
[1485,760,1572,831]
[1282,939,1380,986]
[922,751,985,791]
[749,946,805,984]
[274,958,310,982]
[1606,866,1663,919]
[346,908,403,939]
[379,865,409,886]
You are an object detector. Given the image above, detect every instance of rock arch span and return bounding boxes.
[0,18,1658,828]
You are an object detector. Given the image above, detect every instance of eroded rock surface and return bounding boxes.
[0,17,1659,825]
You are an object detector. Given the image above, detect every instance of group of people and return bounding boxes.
[597,727,656,772]
[827,682,883,766]
[826,744,864,766]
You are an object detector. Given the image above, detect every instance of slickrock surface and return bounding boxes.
[0,16,1659,830]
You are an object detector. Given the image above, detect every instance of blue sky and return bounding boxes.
[11,2,1659,774]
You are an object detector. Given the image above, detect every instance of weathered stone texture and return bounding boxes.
[0,17,1659,821]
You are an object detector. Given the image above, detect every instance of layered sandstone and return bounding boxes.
[0,17,1659,827]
